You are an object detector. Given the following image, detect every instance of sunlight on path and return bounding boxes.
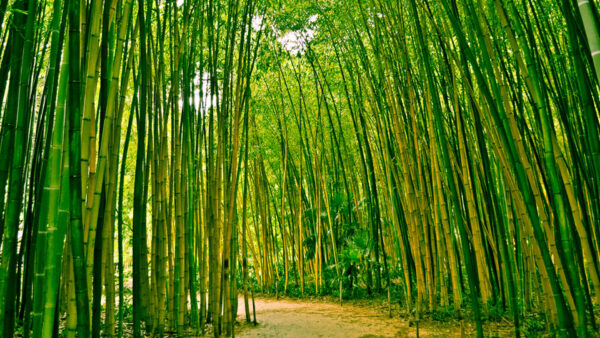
[236,297,408,337]
[234,296,516,337]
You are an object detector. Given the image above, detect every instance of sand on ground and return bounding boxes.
[234,297,508,337]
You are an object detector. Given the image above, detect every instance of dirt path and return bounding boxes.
[235,297,404,337]
[234,297,510,337]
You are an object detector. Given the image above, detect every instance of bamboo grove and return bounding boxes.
[1,0,600,336]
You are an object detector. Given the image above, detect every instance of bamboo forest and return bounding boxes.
[4,0,600,336]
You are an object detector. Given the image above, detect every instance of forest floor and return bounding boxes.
[234,296,515,337]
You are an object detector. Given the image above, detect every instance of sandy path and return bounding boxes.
[235,297,408,337]
[234,297,515,337]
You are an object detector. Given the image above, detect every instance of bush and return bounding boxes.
[431,306,455,322]
[523,313,545,335]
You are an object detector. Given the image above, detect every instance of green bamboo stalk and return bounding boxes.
[67,0,91,333]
